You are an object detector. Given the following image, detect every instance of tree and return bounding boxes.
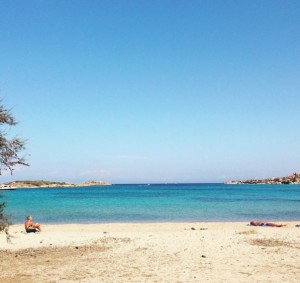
[0,102,28,236]
[0,104,28,174]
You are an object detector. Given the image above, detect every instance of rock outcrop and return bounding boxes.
[3,180,111,188]
[225,172,300,185]
[78,180,110,187]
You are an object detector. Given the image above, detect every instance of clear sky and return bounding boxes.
[0,0,299,184]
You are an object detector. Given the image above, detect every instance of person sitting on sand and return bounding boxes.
[250,221,286,227]
[25,215,42,232]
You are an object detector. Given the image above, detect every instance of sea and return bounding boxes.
[2,183,300,224]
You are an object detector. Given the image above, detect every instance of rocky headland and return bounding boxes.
[225,172,300,185]
[2,180,111,188]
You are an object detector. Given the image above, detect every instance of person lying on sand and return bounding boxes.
[250,221,286,227]
[25,215,42,232]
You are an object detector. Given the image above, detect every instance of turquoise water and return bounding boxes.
[2,183,300,224]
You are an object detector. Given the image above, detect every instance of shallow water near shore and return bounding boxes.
[2,183,300,223]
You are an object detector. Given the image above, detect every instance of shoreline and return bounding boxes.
[1,222,299,282]
[10,218,300,225]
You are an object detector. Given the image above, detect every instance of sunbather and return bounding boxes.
[250,221,286,227]
[25,215,42,232]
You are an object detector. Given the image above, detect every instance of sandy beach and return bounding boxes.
[1,222,299,282]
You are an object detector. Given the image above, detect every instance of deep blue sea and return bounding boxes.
[2,183,300,224]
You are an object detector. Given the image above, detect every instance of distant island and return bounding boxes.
[2,180,111,188]
[225,172,300,185]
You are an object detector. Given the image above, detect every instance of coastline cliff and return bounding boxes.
[225,172,300,185]
[2,180,111,188]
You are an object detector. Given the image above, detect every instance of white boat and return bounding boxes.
[0,184,16,190]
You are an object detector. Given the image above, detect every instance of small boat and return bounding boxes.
[0,184,16,190]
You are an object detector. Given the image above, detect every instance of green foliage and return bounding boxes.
[0,103,28,174]
[0,101,28,237]
[0,198,10,235]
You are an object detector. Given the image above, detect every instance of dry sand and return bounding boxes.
[1,222,300,282]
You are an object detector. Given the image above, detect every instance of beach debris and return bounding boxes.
[250,238,299,249]
[237,229,257,235]
[201,255,206,258]
[185,227,208,231]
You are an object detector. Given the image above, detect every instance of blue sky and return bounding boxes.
[0,0,299,183]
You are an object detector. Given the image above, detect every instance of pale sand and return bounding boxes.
[1,222,300,282]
